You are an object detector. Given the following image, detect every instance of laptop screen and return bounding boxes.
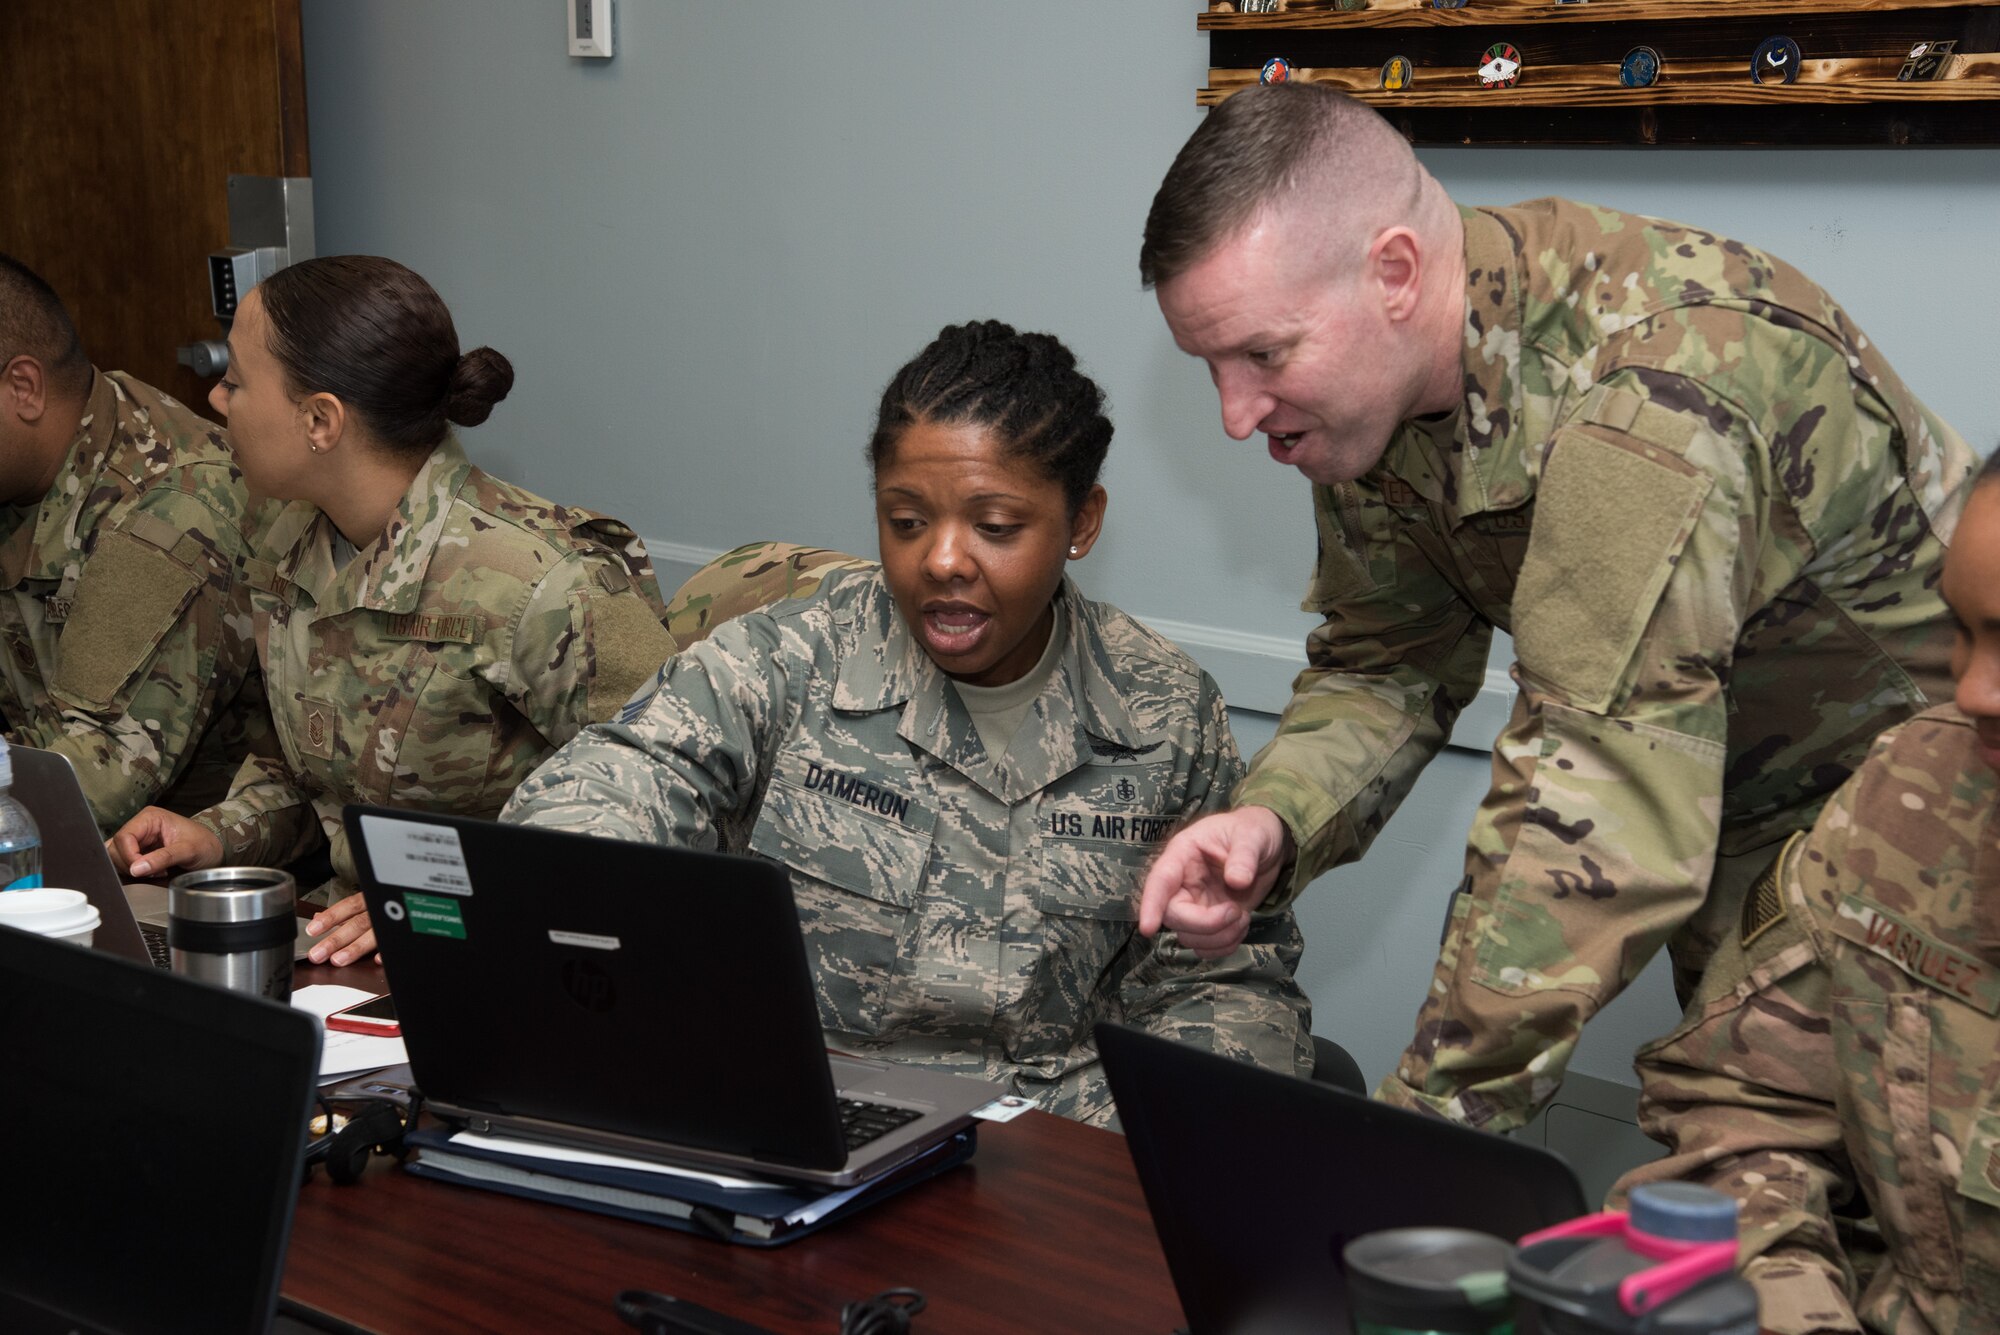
[1098,1022,1589,1335]
[0,924,319,1335]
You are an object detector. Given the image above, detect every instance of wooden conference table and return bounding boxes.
[281,960,1186,1334]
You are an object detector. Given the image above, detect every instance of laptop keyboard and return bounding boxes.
[838,1098,923,1150]
[139,924,173,970]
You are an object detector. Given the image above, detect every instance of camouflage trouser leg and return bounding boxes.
[1668,843,1784,1008]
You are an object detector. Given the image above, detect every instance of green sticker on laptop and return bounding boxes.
[403,892,467,940]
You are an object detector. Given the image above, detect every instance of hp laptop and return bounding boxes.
[345,805,1002,1189]
[0,919,322,1334]
[1097,1022,1590,1335]
[10,745,314,967]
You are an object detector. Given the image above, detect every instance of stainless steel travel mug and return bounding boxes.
[168,867,296,1002]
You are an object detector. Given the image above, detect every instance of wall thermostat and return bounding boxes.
[568,0,614,59]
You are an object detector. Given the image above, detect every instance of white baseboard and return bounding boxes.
[648,539,1512,754]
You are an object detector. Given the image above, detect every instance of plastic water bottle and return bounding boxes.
[0,738,45,892]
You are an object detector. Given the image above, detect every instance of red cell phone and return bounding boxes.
[325,993,401,1037]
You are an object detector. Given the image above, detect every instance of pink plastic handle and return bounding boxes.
[1516,1210,1627,1249]
[1619,1240,1739,1315]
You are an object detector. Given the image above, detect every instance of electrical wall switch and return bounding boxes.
[568,0,614,59]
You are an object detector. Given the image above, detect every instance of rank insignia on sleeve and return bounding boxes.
[1619,46,1663,89]
[1380,56,1414,91]
[1260,56,1294,85]
[1750,36,1801,86]
[1899,40,1956,82]
[1478,43,1522,89]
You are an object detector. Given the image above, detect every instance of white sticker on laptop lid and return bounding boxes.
[549,929,620,951]
[359,815,472,895]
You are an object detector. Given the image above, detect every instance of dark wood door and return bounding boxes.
[0,0,309,414]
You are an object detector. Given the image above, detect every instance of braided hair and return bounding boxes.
[868,321,1112,515]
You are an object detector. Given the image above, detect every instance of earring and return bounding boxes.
[308,444,320,454]
[1069,546,1079,557]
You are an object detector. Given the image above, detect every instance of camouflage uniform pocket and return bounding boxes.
[386,659,506,812]
[1512,422,1711,714]
[749,766,935,1036]
[1036,840,1144,921]
[50,528,202,710]
[1033,840,1147,1040]
[1305,483,1385,610]
[1953,1112,2000,1312]
[1830,992,1962,1294]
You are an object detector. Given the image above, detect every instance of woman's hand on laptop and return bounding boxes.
[305,892,380,967]
[107,807,224,880]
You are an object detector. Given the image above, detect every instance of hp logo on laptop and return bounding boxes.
[560,958,618,1013]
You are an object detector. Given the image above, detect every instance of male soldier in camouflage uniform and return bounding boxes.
[504,562,1313,1126]
[1613,455,2000,1335]
[1135,85,1972,1131]
[0,253,265,829]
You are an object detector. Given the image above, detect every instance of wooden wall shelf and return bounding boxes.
[1202,0,1981,30]
[1201,0,2000,143]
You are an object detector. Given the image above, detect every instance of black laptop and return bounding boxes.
[1097,1022,1590,1335]
[345,805,1001,1189]
[0,921,321,1334]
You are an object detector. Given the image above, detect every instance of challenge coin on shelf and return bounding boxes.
[1380,55,1415,92]
[1750,35,1802,86]
[1619,45,1663,89]
[1478,43,1522,89]
[1899,39,1956,82]
[1260,56,1295,85]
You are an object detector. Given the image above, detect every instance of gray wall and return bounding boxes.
[300,0,1999,1096]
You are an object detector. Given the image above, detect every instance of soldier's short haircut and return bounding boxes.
[258,255,514,457]
[0,253,92,402]
[869,321,1112,515]
[1139,83,1421,289]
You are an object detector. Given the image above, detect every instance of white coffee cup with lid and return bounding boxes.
[0,888,101,948]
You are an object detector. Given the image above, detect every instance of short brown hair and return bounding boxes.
[0,253,91,402]
[1140,84,1410,289]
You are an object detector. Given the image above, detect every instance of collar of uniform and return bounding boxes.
[288,436,474,616]
[1444,206,1534,518]
[2,370,119,588]
[1370,409,1460,512]
[832,576,1156,800]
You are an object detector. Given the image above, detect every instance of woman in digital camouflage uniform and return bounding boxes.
[108,257,676,966]
[505,321,1312,1125]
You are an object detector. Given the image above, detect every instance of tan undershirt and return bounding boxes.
[950,611,1067,763]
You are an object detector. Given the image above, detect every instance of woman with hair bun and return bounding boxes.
[505,320,1313,1125]
[108,256,677,964]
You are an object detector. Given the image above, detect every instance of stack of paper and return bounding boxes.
[292,984,408,1081]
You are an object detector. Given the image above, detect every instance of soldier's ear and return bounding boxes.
[1066,485,1107,562]
[2,354,49,425]
[299,391,347,454]
[1369,226,1424,323]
